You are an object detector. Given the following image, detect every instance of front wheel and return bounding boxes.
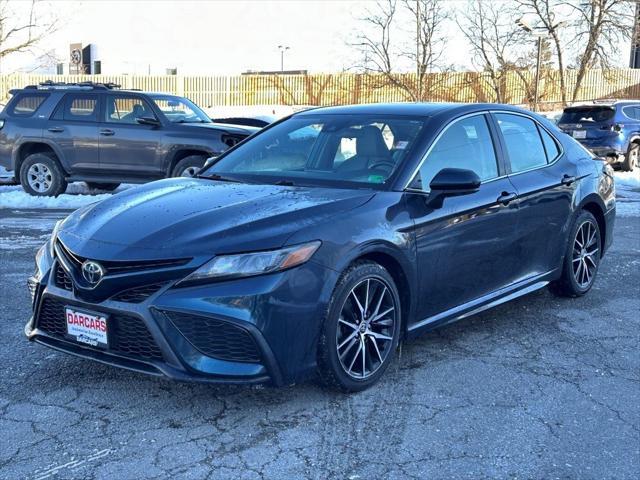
[549,210,601,297]
[622,143,638,172]
[317,261,401,392]
[171,155,206,178]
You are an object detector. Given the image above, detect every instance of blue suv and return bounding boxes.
[558,100,640,171]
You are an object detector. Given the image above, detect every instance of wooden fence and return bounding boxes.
[2,69,639,110]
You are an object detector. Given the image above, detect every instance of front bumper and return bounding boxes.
[25,259,338,386]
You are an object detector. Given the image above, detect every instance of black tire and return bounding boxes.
[19,153,67,197]
[622,143,638,172]
[549,210,601,298]
[85,182,120,192]
[171,155,206,178]
[317,261,401,392]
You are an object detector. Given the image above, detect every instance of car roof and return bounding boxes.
[293,102,531,117]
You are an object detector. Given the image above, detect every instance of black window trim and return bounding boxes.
[403,111,505,192]
[8,92,50,117]
[488,110,564,177]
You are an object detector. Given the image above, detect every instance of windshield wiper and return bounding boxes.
[204,173,244,183]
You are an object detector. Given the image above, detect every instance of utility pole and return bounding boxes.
[516,17,552,112]
[534,36,542,112]
[416,0,421,98]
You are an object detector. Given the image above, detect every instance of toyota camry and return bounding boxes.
[26,103,615,392]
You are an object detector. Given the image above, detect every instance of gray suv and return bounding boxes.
[0,82,257,196]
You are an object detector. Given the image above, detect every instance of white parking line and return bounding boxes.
[32,449,114,480]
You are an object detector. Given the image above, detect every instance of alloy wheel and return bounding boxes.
[181,166,200,177]
[27,163,53,193]
[572,220,599,289]
[336,277,397,379]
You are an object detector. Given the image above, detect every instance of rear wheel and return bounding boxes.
[549,210,601,297]
[19,153,67,197]
[317,261,401,392]
[622,143,638,172]
[85,182,120,192]
[172,155,206,177]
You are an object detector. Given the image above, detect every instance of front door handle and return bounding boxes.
[99,129,115,136]
[47,127,64,133]
[561,174,577,186]
[497,191,518,206]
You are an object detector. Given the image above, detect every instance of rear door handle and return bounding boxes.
[47,127,64,133]
[561,174,577,185]
[100,129,115,136]
[497,191,518,206]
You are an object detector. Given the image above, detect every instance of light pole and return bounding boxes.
[278,45,290,72]
[516,17,547,112]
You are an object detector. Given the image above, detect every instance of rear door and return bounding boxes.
[491,112,574,279]
[44,93,101,174]
[98,94,163,178]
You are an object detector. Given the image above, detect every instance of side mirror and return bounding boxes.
[426,168,481,208]
[202,156,218,170]
[136,116,160,127]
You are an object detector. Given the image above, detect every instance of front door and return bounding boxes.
[98,94,162,178]
[407,113,520,322]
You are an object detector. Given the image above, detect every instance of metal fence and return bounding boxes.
[2,69,639,109]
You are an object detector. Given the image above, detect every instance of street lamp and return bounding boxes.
[516,17,547,112]
[278,45,290,72]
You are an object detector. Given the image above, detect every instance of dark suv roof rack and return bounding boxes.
[22,80,122,91]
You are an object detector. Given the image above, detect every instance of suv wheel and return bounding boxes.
[317,261,401,392]
[19,153,67,197]
[622,143,638,172]
[172,155,206,177]
[86,182,120,192]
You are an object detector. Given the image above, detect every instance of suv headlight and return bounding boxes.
[179,241,321,284]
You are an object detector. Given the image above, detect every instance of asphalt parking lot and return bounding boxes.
[0,204,638,480]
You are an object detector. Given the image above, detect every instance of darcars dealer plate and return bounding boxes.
[65,307,108,347]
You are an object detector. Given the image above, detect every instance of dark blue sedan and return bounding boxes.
[26,103,616,391]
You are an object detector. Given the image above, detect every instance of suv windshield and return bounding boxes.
[201,114,426,188]
[149,95,211,124]
[559,106,615,124]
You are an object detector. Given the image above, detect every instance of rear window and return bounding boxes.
[559,107,614,124]
[9,93,49,117]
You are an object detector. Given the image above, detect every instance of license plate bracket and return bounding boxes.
[65,307,109,348]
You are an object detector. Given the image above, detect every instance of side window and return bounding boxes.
[495,113,547,173]
[411,115,498,191]
[538,127,560,162]
[9,94,49,117]
[106,96,155,124]
[63,95,98,122]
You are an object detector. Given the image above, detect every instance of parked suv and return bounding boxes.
[557,100,640,171]
[0,82,257,196]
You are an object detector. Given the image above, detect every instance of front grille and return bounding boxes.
[56,240,190,274]
[111,284,164,303]
[37,297,163,361]
[164,311,261,363]
[55,265,73,291]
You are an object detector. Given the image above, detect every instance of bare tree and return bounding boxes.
[516,0,634,104]
[457,0,533,104]
[353,0,451,101]
[0,0,58,72]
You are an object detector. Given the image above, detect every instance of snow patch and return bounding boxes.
[615,170,640,217]
[0,183,132,210]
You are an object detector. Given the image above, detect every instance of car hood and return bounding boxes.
[183,122,259,135]
[58,178,374,261]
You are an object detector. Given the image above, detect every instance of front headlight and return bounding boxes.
[180,241,321,284]
[48,219,63,256]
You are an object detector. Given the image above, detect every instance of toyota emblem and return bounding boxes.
[81,260,105,285]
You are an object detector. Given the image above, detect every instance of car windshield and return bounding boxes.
[149,95,211,124]
[201,114,427,188]
[559,106,615,124]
